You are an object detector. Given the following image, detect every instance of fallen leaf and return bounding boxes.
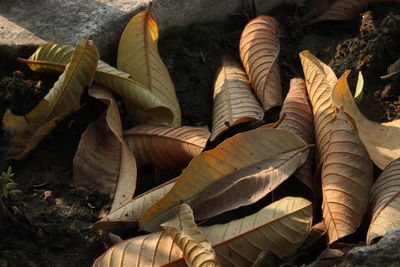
[278,78,315,189]
[139,128,309,231]
[299,50,337,164]
[239,15,282,111]
[299,221,327,251]
[367,158,400,245]
[73,86,137,212]
[124,124,210,170]
[354,71,364,104]
[381,58,400,80]
[93,197,312,267]
[19,43,177,126]
[161,204,220,267]
[210,56,264,141]
[331,70,400,169]
[321,110,373,244]
[117,3,181,126]
[2,40,99,159]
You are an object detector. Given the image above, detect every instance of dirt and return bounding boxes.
[1,1,400,266]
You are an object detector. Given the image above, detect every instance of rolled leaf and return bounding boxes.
[321,110,373,244]
[117,3,181,126]
[331,70,400,169]
[19,43,176,126]
[239,15,282,111]
[73,86,137,212]
[139,128,308,232]
[2,40,99,159]
[210,57,264,141]
[367,158,400,244]
[299,50,337,164]
[93,197,312,267]
[124,124,210,170]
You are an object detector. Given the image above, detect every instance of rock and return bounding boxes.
[339,227,400,267]
[0,0,243,67]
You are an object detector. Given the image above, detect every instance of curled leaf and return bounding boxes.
[117,3,181,126]
[322,110,373,244]
[367,158,400,245]
[2,40,99,159]
[331,70,400,169]
[124,124,210,170]
[139,128,309,231]
[239,15,282,111]
[299,50,337,164]
[73,86,137,212]
[381,58,400,80]
[210,57,264,141]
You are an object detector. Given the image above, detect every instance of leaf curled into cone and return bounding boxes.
[73,86,137,212]
[321,110,373,244]
[139,128,309,232]
[210,56,264,141]
[123,124,210,170]
[239,15,282,111]
[367,158,400,245]
[1,40,99,159]
[331,70,400,169]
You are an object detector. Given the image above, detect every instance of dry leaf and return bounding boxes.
[19,43,178,126]
[321,110,373,244]
[299,50,337,164]
[278,78,315,189]
[117,3,181,126]
[381,58,400,80]
[299,221,327,251]
[93,197,312,267]
[139,128,309,231]
[210,57,264,141]
[367,158,400,245]
[73,86,137,212]
[124,124,210,170]
[239,15,282,111]
[331,70,400,169]
[161,204,220,267]
[1,40,99,159]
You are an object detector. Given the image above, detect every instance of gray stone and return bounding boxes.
[339,227,400,267]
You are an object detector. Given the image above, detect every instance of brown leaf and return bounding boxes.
[321,110,373,244]
[210,57,264,141]
[381,58,400,80]
[299,50,337,164]
[367,158,400,244]
[239,15,282,111]
[73,86,137,212]
[299,221,327,251]
[278,78,315,189]
[123,124,209,170]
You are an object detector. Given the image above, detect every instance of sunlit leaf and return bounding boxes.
[354,71,364,104]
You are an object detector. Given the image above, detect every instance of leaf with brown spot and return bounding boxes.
[367,158,400,245]
[321,110,373,244]
[73,86,137,212]
[123,124,209,170]
[210,57,264,141]
[239,15,282,111]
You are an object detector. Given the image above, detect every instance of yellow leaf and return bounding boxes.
[321,110,373,244]
[139,128,309,231]
[210,56,264,141]
[117,3,181,126]
[367,158,400,245]
[239,16,282,111]
[331,70,400,169]
[2,40,99,159]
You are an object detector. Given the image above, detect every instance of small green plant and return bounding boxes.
[1,166,21,199]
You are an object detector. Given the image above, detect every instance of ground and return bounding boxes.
[0,2,399,266]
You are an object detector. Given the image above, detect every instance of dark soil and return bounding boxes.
[1,1,400,266]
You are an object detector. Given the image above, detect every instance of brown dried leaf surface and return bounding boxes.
[278,78,315,189]
[367,158,400,244]
[322,110,373,244]
[299,50,337,164]
[124,124,209,170]
[73,86,137,212]
[211,57,264,141]
[239,15,282,111]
